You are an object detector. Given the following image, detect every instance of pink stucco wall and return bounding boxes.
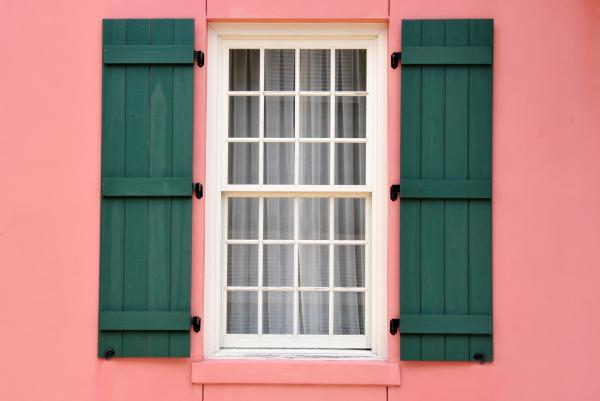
[1,0,600,400]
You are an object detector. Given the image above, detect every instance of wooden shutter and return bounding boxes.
[99,19,195,358]
[400,19,493,361]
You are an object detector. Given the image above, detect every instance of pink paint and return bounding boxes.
[1,0,600,400]
[191,360,400,385]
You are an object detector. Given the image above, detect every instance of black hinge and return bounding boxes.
[194,183,203,199]
[195,50,205,67]
[389,318,400,335]
[390,184,400,201]
[391,52,401,69]
[191,316,201,333]
[104,347,116,360]
[473,352,486,364]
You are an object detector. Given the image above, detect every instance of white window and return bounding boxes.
[205,24,387,358]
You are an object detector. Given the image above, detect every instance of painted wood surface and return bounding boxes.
[98,18,194,358]
[400,19,493,361]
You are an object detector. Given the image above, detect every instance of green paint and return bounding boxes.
[400,179,491,199]
[402,46,492,65]
[99,311,190,331]
[103,45,195,64]
[400,19,493,362]
[400,314,492,334]
[98,19,194,358]
[102,177,193,196]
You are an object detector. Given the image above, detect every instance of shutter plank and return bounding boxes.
[420,19,446,361]
[146,19,175,357]
[122,19,151,357]
[468,19,493,362]
[98,19,126,358]
[443,19,470,361]
[169,19,194,357]
[399,19,422,361]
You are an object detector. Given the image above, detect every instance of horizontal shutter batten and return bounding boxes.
[103,45,195,64]
[400,314,492,334]
[400,179,491,199]
[99,311,190,331]
[102,177,192,197]
[402,45,492,64]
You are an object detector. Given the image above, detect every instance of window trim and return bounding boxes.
[205,23,388,360]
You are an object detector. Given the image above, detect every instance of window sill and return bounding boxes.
[191,359,400,386]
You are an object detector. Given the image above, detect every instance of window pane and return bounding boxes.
[300,49,330,91]
[300,96,329,138]
[264,143,294,185]
[335,49,366,91]
[334,245,365,287]
[299,143,329,185]
[335,143,365,185]
[229,96,259,138]
[228,143,259,184]
[335,96,366,138]
[264,198,294,240]
[227,291,258,334]
[298,245,329,287]
[263,245,294,287]
[265,49,295,91]
[263,291,293,334]
[299,291,329,334]
[334,292,364,334]
[265,96,295,138]
[228,197,259,239]
[227,244,258,286]
[299,198,329,240]
[334,198,365,240]
[229,49,259,91]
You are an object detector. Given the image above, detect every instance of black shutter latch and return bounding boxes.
[391,52,401,69]
[191,316,201,333]
[390,184,400,201]
[473,353,486,364]
[195,50,205,67]
[389,318,400,335]
[194,183,203,199]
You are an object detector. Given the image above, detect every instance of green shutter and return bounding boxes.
[99,19,195,358]
[400,19,493,361]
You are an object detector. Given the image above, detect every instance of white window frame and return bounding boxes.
[205,23,387,359]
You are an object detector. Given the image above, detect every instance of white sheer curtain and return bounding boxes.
[226,48,367,337]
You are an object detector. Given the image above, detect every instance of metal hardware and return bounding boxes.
[473,352,486,364]
[195,50,205,67]
[194,183,203,199]
[390,184,400,201]
[104,348,115,359]
[391,52,401,69]
[191,316,201,333]
[390,318,400,335]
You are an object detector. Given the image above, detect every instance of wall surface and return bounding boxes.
[1,0,600,400]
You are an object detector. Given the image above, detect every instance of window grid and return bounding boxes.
[224,196,368,336]
[226,48,368,187]
[224,46,370,343]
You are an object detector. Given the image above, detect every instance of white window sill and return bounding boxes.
[191,358,401,386]
[210,348,384,360]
